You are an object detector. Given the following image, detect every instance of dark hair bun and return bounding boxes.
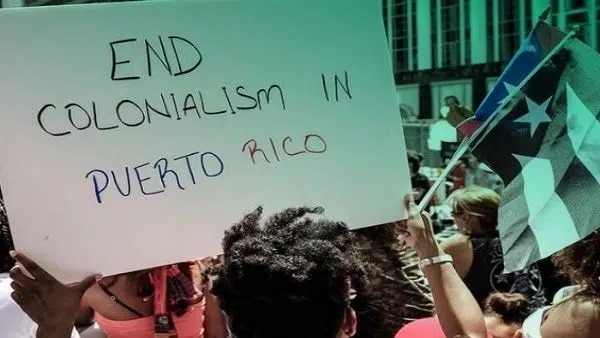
[484,292,531,324]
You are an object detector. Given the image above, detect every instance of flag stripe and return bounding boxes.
[554,157,600,239]
[514,155,579,258]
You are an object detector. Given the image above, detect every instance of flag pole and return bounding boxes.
[416,22,576,213]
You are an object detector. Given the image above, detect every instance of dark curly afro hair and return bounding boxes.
[552,231,600,299]
[211,206,369,338]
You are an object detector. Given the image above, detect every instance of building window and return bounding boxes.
[432,3,439,68]
[392,0,410,71]
[498,1,520,61]
[390,0,417,72]
[486,0,494,61]
[440,0,460,67]
[433,0,469,68]
[410,0,418,70]
[486,0,541,62]
[464,0,471,65]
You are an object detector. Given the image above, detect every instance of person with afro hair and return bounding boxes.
[211,206,369,338]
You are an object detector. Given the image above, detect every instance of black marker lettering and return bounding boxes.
[183,93,201,119]
[169,36,203,77]
[116,100,145,127]
[256,85,286,110]
[92,101,119,131]
[109,38,140,81]
[282,136,306,156]
[65,103,92,130]
[235,86,258,110]
[305,134,327,153]
[200,152,224,177]
[173,152,200,185]
[37,104,71,136]
[145,36,172,77]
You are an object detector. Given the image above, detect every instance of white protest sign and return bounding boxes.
[0,0,410,282]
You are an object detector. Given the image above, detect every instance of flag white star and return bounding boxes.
[498,82,519,105]
[513,96,552,137]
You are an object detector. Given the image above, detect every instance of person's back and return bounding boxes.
[353,222,434,336]
[520,232,600,338]
[78,263,209,338]
[463,234,548,308]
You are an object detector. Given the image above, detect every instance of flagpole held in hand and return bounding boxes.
[416,24,577,213]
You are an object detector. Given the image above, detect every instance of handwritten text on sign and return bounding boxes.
[0,0,409,281]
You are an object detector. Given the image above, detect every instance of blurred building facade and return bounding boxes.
[385,0,599,121]
[385,0,599,165]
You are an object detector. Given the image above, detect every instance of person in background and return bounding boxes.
[482,292,531,338]
[399,195,488,338]
[465,156,486,188]
[407,149,431,207]
[395,292,531,338]
[353,221,435,336]
[351,151,435,336]
[444,95,473,129]
[464,156,504,195]
[399,203,600,337]
[441,186,549,308]
[448,159,467,193]
[74,260,227,338]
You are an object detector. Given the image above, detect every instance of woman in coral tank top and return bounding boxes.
[75,260,227,338]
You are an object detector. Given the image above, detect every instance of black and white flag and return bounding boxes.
[471,37,600,272]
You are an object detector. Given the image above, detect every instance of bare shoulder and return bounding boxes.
[81,278,110,309]
[440,233,470,251]
[541,297,600,338]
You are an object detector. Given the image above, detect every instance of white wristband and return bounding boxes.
[418,254,453,270]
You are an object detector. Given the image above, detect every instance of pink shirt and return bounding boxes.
[395,316,492,338]
[94,303,205,338]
